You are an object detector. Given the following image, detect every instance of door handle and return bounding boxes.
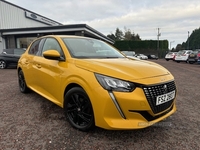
[36,64,41,68]
[24,61,29,64]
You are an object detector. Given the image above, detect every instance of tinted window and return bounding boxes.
[2,49,13,54]
[28,39,41,55]
[41,38,64,59]
[14,49,26,55]
[42,38,62,53]
[2,48,25,55]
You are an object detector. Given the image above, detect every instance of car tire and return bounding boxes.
[189,61,194,64]
[0,60,7,69]
[165,59,169,61]
[18,70,30,93]
[176,61,180,63]
[64,87,95,131]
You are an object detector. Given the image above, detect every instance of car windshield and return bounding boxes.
[62,38,125,58]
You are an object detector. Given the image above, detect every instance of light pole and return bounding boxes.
[157,28,161,57]
[170,41,175,50]
[187,31,190,50]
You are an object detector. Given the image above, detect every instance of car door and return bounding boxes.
[23,38,45,87]
[32,37,66,105]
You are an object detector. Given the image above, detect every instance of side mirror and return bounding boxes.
[43,50,61,60]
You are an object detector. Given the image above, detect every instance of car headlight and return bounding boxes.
[95,73,136,92]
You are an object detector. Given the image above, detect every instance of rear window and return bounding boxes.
[177,51,186,54]
[2,48,25,55]
[14,49,26,55]
[3,49,13,54]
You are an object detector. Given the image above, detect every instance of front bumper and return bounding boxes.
[90,80,177,130]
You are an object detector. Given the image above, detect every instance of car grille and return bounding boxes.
[142,81,176,114]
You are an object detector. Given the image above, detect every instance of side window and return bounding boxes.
[41,38,64,59]
[42,38,62,53]
[28,39,41,55]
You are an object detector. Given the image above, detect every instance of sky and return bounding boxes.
[8,0,200,49]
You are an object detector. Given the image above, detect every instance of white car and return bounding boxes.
[175,50,193,63]
[126,55,141,60]
[136,54,148,60]
[121,51,135,56]
[165,52,177,61]
[121,51,140,60]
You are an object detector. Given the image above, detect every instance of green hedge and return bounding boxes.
[113,40,169,58]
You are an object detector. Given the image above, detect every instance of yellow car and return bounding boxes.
[17,35,177,131]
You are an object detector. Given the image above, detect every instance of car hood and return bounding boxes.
[74,58,170,80]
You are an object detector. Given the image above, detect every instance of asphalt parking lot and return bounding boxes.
[0,59,200,150]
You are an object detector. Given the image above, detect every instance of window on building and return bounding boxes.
[16,37,36,48]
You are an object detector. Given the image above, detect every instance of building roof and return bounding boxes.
[0,24,114,44]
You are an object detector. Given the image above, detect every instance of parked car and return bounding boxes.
[147,54,158,60]
[165,52,177,61]
[0,48,26,69]
[121,51,135,56]
[174,50,193,63]
[188,50,200,64]
[121,51,140,60]
[135,54,148,60]
[18,35,177,131]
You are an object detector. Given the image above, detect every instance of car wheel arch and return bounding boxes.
[63,85,95,131]
[18,69,30,93]
[63,83,88,106]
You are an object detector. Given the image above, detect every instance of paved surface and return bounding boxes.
[0,59,200,150]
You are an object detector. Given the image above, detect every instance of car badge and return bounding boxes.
[163,84,168,93]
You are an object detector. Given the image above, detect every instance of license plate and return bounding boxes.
[156,90,175,105]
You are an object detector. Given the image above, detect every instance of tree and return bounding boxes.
[107,27,141,41]
[107,33,116,41]
[123,26,141,41]
[124,27,132,40]
[180,27,200,50]
[115,28,124,41]
[135,34,141,41]
[176,44,182,51]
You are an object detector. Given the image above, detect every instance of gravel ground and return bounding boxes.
[0,59,200,150]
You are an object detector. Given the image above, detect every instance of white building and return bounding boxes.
[0,0,113,53]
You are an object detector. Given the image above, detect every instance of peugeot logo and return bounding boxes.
[163,84,168,93]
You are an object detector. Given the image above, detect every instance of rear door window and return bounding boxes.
[28,39,45,56]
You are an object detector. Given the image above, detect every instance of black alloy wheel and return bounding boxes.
[64,87,95,131]
[18,70,30,93]
[0,60,7,69]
